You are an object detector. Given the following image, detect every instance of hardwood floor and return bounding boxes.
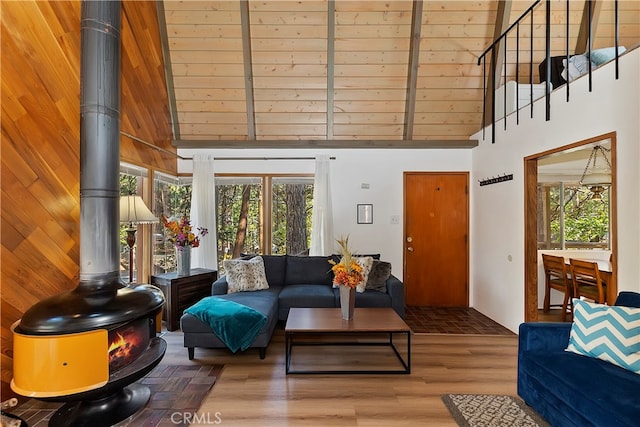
[8,310,525,426]
[537,308,571,323]
[164,327,520,426]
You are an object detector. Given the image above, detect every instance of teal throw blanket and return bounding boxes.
[184,297,267,353]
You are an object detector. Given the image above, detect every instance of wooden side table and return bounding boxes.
[151,268,217,331]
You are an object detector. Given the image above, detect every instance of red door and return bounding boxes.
[404,172,469,306]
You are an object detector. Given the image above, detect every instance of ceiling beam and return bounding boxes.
[156,0,180,140]
[575,0,603,54]
[483,1,512,115]
[240,1,256,139]
[326,1,335,140]
[172,139,478,149]
[403,0,423,140]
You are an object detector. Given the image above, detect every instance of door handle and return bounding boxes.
[407,247,414,252]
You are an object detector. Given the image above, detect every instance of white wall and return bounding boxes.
[178,148,472,281]
[471,49,640,332]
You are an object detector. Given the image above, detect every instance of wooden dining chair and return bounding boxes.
[570,259,607,304]
[542,254,572,321]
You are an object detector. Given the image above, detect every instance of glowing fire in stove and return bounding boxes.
[107,319,150,372]
[108,331,135,363]
[108,332,127,353]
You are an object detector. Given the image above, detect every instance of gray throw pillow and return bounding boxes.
[365,261,392,293]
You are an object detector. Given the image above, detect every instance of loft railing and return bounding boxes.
[477,0,622,143]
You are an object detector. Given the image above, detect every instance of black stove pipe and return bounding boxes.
[17,0,163,335]
[78,0,122,293]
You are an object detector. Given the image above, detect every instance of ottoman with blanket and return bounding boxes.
[180,254,404,359]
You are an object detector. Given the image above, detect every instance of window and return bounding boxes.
[216,175,313,269]
[149,173,314,273]
[152,172,192,274]
[271,176,314,255]
[538,182,610,250]
[216,177,263,262]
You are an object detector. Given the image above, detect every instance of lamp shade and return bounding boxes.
[119,196,158,224]
[579,145,612,188]
[580,172,611,187]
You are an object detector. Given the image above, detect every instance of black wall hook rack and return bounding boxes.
[479,173,513,186]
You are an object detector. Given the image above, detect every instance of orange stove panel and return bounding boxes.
[11,321,109,397]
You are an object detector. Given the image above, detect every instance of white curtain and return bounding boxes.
[309,155,334,255]
[190,154,218,270]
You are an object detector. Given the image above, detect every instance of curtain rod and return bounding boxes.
[208,156,336,161]
[120,132,336,161]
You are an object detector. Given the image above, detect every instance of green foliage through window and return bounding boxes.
[539,183,610,250]
[119,167,146,282]
[152,174,314,273]
[152,173,192,274]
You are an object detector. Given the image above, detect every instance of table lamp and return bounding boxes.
[119,195,158,284]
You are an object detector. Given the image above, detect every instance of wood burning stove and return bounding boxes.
[11,285,165,426]
[11,1,167,425]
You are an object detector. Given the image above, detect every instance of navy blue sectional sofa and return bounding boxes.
[180,254,404,360]
[518,292,640,427]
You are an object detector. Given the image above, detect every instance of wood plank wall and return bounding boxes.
[0,0,174,400]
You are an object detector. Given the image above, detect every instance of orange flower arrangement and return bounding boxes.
[329,236,363,288]
[162,215,208,248]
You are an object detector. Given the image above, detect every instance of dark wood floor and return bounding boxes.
[405,306,572,335]
[405,306,515,335]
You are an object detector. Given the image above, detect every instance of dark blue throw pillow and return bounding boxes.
[615,291,640,308]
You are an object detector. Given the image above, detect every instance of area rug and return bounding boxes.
[8,364,223,427]
[442,394,550,427]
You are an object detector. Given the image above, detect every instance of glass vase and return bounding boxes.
[176,245,191,276]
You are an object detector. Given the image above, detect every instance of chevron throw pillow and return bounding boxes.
[566,298,640,374]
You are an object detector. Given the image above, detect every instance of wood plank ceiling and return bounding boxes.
[163,0,495,147]
[161,1,640,148]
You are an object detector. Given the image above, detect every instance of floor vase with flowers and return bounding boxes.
[339,285,355,320]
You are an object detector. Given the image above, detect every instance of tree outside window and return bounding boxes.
[271,177,313,256]
[216,177,263,262]
[538,182,610,250]
[216,175,313,271]
[152,172,192,274]
[152,174,314,273]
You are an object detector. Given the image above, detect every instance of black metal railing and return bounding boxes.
[477,0,622,143]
